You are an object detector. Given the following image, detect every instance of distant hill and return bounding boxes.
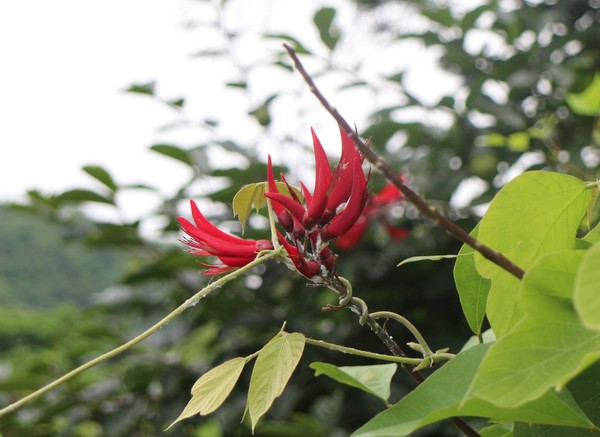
[0,205,127,308]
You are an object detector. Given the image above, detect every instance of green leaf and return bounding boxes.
[454,225,491,335]
[575,241,600,331]
[506,132,529,152]
[166,357,247,429]
[475,171,592,337]
[310,362,397,401]
[582,220,600,244]
[55,189,113,205]
[479,422,514,437]
[352,344,592,437]
[248,332,305,431]
[82,165,118,191]
[313,7,340,51]
[513,362,600,435]
[124,81,156,96]
[232,181,302,232]
[466,250,600,408]
[566,73,600,116]
[397,254,458,267]
[149,144,193,166]
[249,95,277,127]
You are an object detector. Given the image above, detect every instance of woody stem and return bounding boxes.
[283,43,524,281]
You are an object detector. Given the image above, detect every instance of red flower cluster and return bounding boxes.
[178,200,273,275]
[178,126,408,277]
[265,127,369,277]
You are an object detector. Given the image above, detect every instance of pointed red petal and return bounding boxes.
[322,158,368,240]
[306,128,333,224]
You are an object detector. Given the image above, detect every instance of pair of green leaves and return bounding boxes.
[168,331,305,432]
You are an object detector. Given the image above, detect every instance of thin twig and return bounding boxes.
[0,250,281,418]
[283,43,525,281]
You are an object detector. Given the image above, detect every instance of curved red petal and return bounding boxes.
[306,128,333,223]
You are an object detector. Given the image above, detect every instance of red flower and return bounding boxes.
[178,200,273,275]
[265,127,369,276]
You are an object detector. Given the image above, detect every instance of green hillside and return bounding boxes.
[0,205,127,308]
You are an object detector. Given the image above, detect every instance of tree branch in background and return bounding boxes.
[283,43,525,281]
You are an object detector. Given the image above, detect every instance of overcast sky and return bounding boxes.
[0,0,465,223]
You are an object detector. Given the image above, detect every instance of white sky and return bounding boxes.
[0,0,464,223]
[0,1,195,204]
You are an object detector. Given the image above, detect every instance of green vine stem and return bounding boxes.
[283,43,525,281]
[303,337,453,366]
[0,249,281,418]
[370,311,435,358]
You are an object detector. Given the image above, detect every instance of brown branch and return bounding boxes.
[283,43,524,281]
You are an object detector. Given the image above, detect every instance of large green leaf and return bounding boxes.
[454,225,491,335]
[513,362,600,436]
[352,344,592,437]
[310,362,397,402]
[167,357,247,429]
[248,332,305,431]
[575,242,600,331]
[475,171,591,337]
[466,251,600,408]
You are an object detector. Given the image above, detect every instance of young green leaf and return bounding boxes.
[475,171,592,337]
[397,254,458,267]
[454,225,491,335]
[575,241,600,331]
[166,357,247,430]
[352,344,592,437]
[232,182,302,232]
[310,362,397,402]
[248,332,305,432]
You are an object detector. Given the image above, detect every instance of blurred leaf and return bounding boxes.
[479,422,514,437]
[566,73,600,116]
[310,362,397,401]
[149,144,193,166]
[248,332,305,432]
[225,81,247,89]
[507,132,529,152]
[56,189,113,205]
[124,81,156,96]
[397,254,458,267]
[83,165,118,191]
[167,357,247,429]
[314,7,340,51]
[249,95,277,127]
[168,97,185,108]
[190,49,227,58]
[264,33,312,54]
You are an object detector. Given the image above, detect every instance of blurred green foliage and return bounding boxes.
[1,0,599,436]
